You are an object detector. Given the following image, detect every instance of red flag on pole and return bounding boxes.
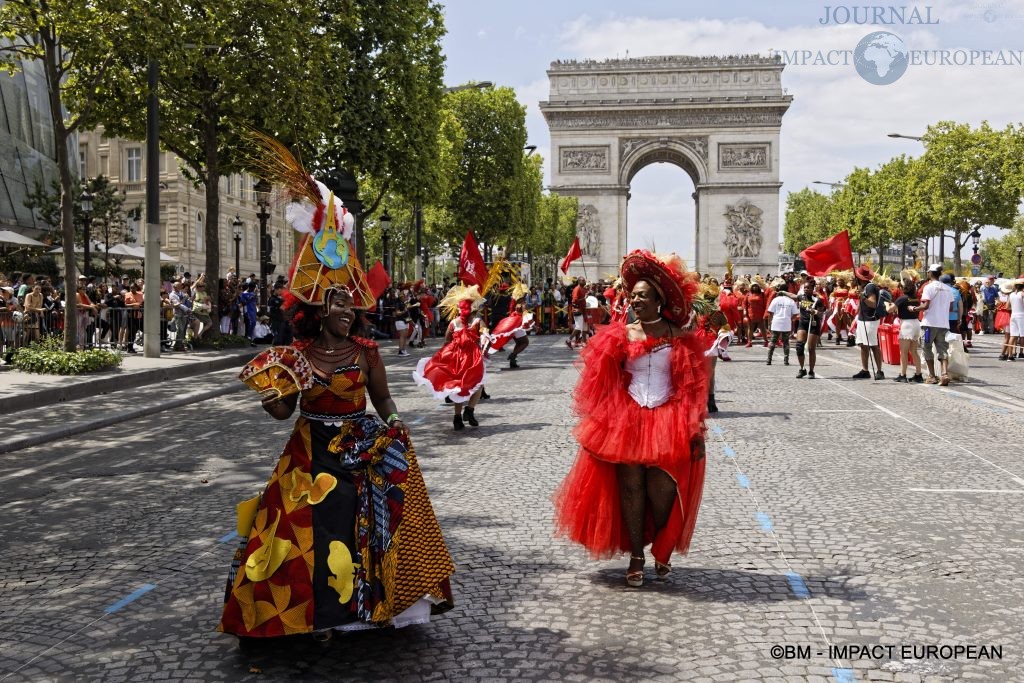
[365,260,391,300]
[800,230,855,276]
[560,237,582,274]
[458,231,488,288]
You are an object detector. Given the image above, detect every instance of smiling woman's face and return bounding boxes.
[323,288,356,338]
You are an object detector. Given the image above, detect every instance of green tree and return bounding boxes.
[1,0,133,349]
[441,86,528,257]
[783,187,831,255]
[90,0,336,327]
[832,167,890,265]
[312,0,447,225]
[917,121,1024,273]
[980,214,1024,277]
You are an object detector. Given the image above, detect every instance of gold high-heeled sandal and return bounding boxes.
[655,561,672,577]
[626,555,645,587]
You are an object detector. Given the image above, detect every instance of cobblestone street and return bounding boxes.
[2,334,1022,682]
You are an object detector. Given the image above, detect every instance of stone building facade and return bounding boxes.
[77,128,296,279]
[541,55,792,275]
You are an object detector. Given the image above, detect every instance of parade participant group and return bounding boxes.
[218,133,1024,650]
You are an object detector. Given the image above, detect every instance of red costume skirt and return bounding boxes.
[412,328,486,403]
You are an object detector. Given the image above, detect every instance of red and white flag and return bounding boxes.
[800,230,855,276]
[560,237,582,274]
[458,230,487,288]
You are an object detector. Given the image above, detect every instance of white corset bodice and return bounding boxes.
[624,344,673,408]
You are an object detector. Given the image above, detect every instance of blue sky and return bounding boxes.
[440,0,1024,265]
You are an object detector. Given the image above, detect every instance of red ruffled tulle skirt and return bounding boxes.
[995,309,1011,332]
[554,329,708,565]
[412,329,486,403]
[554,445,705,565]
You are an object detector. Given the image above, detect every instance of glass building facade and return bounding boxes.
[0,37,68,235]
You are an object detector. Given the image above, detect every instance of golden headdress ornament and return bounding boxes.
[241,130,372,307]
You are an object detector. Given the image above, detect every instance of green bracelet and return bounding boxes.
[386,413,401,425]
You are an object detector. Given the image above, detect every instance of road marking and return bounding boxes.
[195,429,218,439]
[710,424,855,675]
[908,488,1024,494]
[785,570,810,599]
[808,409,875,413]
[156,443,177,453]
[832,668,857,683]
[819,376,1024,483]
[722,445,736,458]
[219,530,240,543]
[114,459,137,467]
[104,583,157,614]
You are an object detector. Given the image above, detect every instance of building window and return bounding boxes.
[126,148,142,182]
[195,212,203,252]
[226,174,233,196]
[78,146,86,178]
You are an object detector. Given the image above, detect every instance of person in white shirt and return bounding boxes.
[1006,279,1024,360]
[917,263,955,385]
[766,288,800,366]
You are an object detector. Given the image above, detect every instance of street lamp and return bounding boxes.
[254,179,272,307]
[1017,245,1022,277]
[887,133,923,141]
[812,180,842,188]
[79,187,94,278]
[232,216,243,277]
[379,209,392,278]
[524,145,537,156]
[970,228,982,254]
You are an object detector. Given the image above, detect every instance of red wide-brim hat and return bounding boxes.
[620,249,698,325]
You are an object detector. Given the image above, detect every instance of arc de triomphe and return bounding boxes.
[540,55,792,276]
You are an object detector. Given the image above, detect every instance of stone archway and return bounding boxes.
[540,55,792,276]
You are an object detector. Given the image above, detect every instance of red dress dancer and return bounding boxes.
[413,286,487,430]
[555,250,709,586]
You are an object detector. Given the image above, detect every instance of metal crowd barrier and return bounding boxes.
[0,307,180,354]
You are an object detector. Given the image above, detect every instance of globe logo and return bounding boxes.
[854,31,909,85]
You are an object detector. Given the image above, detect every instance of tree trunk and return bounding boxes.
[202,110,222,337]
[40,25,78,351]
[952,229,963,275]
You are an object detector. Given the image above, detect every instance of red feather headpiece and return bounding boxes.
[619,250,699,325]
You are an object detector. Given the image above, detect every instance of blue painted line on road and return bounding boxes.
[785,570,810,599]
[723,445,736,458]
[831,667,856,683]
[755,512,773,532]
[409,416,427,425]
[104,583,157,614]
[219,531,239,543]
[735,473,751,489]
[711,425,724,436]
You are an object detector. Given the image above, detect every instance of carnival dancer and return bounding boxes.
[827,275,851,345]
[690,279,727,414]
[555,250,709,587]
[794,279,826,378]
[886,269,925,383]
[222,137,454,641]
[413,285,487,429]
[766,286,799,366]
[608,278,630,323]
[566,277,587,349]
[717,278,742,361]
[488,283,533,369]
[745,278,768,347]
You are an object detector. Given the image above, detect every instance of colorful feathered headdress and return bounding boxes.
[620,250,700,325]
[241,130,372,307]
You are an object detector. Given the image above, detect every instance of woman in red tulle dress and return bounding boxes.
[555,250,709,588]
[412,285,487,431]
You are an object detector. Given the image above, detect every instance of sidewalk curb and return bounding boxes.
[0,383,246,455]
[0,348,253,417]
